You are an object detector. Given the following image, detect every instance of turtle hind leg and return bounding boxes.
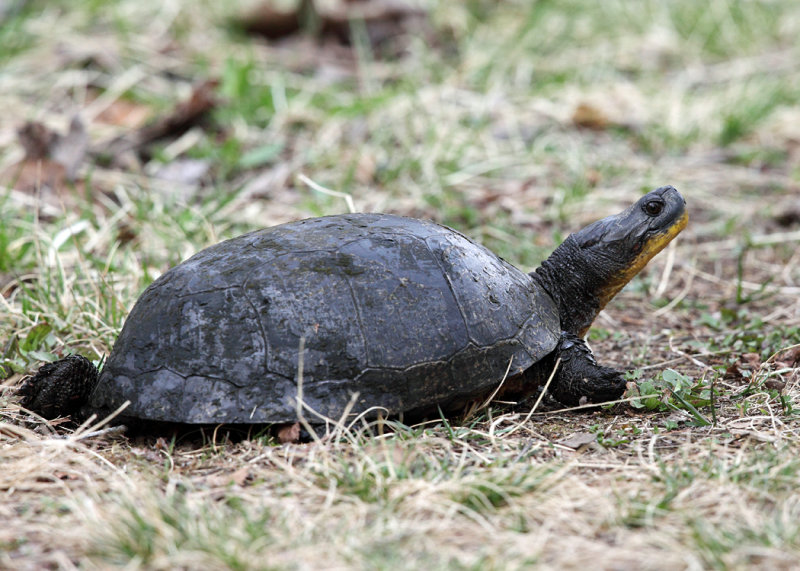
[548,332,626,407]
[17,354,99,420]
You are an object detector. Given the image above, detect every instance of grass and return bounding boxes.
[2,0,800,568]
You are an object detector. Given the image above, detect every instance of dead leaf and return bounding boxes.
[133,79,219,147]
[570,85,648,132]
[724,363,746,383]
[237,0,308,40]
[17,121,57,160]
[618,315,646,327]
[0,116,88,204]
[239,0,429,55]
[230,466,251,487]
[776,346,800,368]
[742,353,761,369]
[764,379,786,393]
[277,422,301,444]
[16,116,87,178]
[0,159,67,194]
[115,221,138,247]
[557,432,597,449]
[95,98,152,128]
[101,79,219,162]
[572,102,610,130]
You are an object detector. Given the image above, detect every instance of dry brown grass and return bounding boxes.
[3,377,800,569]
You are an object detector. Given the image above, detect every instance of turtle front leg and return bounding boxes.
[548,332,626,406]
[17,354,99,420]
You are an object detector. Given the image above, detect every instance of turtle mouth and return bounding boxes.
[629,207,688,278]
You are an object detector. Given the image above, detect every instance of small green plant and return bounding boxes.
[589,424,635,448]
[629,369,714,426]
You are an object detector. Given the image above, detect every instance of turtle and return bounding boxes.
[18,185,687,430]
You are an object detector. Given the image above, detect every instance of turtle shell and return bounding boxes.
[89,214,561,423]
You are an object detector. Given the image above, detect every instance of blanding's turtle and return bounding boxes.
[19,186,687,428]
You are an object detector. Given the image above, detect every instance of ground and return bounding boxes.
[1,1,800,569]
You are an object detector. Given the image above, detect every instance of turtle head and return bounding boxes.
[533,186,687,336]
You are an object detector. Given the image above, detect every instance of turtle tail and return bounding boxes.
[17,354,99,420]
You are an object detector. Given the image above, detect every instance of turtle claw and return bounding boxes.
[17,355,99,420]
[548,333,626,407]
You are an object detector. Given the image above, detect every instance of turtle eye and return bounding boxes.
[643,199,664,217]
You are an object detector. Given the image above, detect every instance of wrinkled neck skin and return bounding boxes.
[531,235,617,337]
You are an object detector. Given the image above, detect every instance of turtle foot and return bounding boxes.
[17,354,99,420]
[548,333,626,406]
